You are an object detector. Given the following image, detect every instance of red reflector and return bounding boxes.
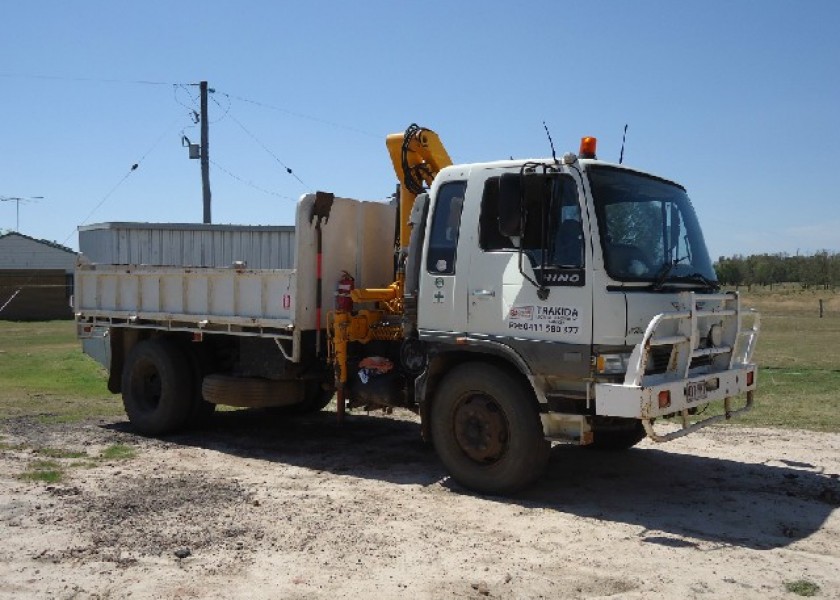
[746,371,754,386]
[83,326,92,333]
[658,390,671,409]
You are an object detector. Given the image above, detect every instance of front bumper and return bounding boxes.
[595,365,757,420]
[591,291,760,442]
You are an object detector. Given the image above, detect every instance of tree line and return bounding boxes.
[714,251,840,288]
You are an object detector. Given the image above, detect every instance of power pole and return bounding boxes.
[200,81,212,224]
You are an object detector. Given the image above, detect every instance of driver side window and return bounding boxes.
[426,181,467,275]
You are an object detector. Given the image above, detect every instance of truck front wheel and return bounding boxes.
[431,363,549,494]
[121,338,192,436]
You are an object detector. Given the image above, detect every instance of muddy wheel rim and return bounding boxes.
[453,393,508,463]
[135,363,162,411]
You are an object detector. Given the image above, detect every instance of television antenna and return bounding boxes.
[0,195,44,232]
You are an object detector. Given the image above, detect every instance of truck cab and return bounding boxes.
[409,144,758,491]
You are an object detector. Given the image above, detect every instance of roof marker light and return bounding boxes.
[579,137,597,159]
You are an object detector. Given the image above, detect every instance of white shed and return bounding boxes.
[0,232,76,273]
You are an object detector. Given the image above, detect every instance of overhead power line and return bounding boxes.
[1,73,380,139]
[0,72,181,86]
[215,90,379,139]
[75,116,184,231]
[0,115,184,316]
[209,159,296,201]
[210,94,308,188]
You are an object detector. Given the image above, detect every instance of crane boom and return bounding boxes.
[385,124,452,251]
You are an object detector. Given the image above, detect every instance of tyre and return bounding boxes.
[121,338,193,436]
[264,381,335,416]
[430,363,550,494]
[586,418,646,451]
[177,341,216,426]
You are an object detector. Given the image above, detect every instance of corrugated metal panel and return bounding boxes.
[78,222,296,269]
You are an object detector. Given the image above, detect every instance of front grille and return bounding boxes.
[645,346,720,375]
[690,353,713,370]
[645,347,672,374]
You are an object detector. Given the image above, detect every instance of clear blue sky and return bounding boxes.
[2,1,838,258]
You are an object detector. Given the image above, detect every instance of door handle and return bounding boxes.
[470,289,496,298]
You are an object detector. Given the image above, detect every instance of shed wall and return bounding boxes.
[0,269,73,320]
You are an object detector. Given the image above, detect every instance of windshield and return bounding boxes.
[588,165,717,285]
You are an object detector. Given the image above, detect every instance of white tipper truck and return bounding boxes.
[75,125,760,494]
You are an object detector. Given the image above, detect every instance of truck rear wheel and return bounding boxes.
[177,341,216,426]
[121,338,192,436]
[431,363,549,494]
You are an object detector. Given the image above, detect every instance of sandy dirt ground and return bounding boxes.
[1,408,839,600]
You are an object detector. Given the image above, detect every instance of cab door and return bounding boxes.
[465,168,593,351]
[417,179,469,334]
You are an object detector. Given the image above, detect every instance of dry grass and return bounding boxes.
[1,290,839,433]
[710,287,840,431]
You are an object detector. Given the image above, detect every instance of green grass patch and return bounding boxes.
[99,443,136,460]
[709,290,840,432]
[696,368,840,432]
[19,459,64,483]
[785,579,821,597]
[14,444,139,482]
[751,315,840,371]
[0,320,121,423]
[35,447,88,459]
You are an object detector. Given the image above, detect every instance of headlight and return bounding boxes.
[595,352,631,374]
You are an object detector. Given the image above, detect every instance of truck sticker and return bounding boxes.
[508,306,534,320]
[543,272,581,284]
[507,304,582,335]
[535,305,579,324]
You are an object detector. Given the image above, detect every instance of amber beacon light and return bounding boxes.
[579,136,597,159]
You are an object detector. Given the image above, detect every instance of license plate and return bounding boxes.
[685,381,707,403]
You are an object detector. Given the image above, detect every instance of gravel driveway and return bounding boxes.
[1,409,839,599]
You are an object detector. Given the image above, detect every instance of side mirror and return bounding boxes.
[498,173,523,237]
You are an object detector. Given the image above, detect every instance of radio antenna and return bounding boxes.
[619,123,628,164]
[543,121,558,165]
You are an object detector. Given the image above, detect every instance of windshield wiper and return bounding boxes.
[681,272,721,291]
[651,256,688,290]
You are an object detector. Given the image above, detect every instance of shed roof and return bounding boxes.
[0,232,75,255]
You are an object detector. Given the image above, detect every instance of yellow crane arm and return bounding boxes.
[329,124,452,421]
[385,124,452,251]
